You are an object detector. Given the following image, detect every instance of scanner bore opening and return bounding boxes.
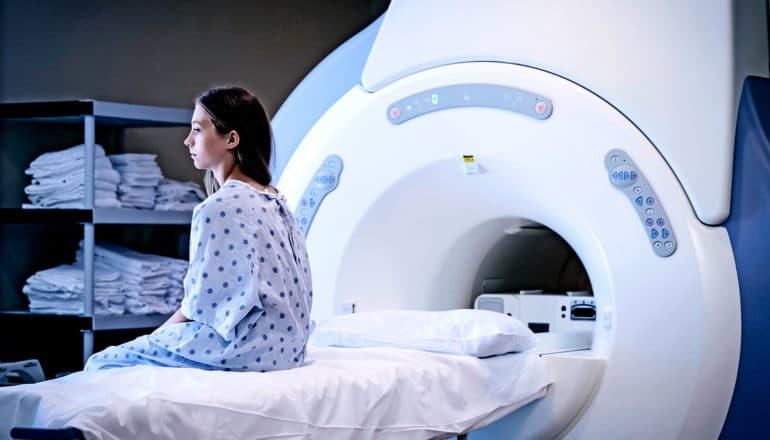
[471,220,595,347]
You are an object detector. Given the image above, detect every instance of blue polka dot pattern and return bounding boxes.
[84,180,312,373]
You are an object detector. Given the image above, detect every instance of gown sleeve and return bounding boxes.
[181,199,263,342]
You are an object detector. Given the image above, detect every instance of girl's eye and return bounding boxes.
[192,128,201,133]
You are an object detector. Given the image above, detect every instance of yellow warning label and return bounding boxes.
[463,155,475,163]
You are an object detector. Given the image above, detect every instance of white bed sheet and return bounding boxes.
[0,346,552,440]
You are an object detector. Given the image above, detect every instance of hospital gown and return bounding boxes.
[85,180,312,372]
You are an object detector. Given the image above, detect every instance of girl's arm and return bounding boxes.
[160,308,191,327]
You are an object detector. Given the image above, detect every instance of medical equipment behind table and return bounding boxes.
[475,291,595,352]
[0,361,44,388]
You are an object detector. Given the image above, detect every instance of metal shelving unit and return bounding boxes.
[0,310,170,331]
[0,208,192,225]
[0,100,193,364]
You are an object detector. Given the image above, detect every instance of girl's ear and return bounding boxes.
[226,130,240,150]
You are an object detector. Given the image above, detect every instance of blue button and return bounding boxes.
[651,228,659,239]
[645,218,654,227]
[301,218,308,225]
[635,196,644,206]
[314,173,336,190]
[610,165,638,187]
[301,199,307,207]
[662,228,670,239]
[657,218,665,227]
[309,198,316,208]
[646,197,655,205]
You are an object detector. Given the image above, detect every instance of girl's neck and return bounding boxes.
[222,165,274,194]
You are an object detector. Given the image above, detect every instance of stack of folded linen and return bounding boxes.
[22,262,125,315]
[154,178,205,211]
[22,242,188,316]
[108,154,163,209]
[81,242,187,315]
[23,144,122,209]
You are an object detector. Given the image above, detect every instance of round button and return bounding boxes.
[389,106,401,119]
[535,101,547,114]
[653,241,663,248]
[645,208,655,215]
[665,241,674,248]
[646,197,655,205]
[645,218,654,227]
[610,155,621,164]
[633,186,642,194]
[656,218,665,227]
[610,164,639,187]
[328,160,336,167]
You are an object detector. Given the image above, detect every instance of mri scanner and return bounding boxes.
[272,1,769,438]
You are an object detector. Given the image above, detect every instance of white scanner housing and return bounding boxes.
[276,1,768,438]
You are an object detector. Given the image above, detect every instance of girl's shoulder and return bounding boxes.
[192,184,253,219]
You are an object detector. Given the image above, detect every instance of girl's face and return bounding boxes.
[184,105,232,171]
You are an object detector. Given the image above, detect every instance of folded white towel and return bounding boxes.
[25,190,121,208]
[26,170,121,195]
[23,144,123,209]
[30,166,121,185]
[28,144,106,167]
[154,178,204,211]
[118,186,157,196]
[107,153,157,165]
[154,201,197,211]
[108,154,163,209]
[22,197,122,209]
[26,157,116,180]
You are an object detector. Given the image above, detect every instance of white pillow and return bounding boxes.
[308,309,536,357]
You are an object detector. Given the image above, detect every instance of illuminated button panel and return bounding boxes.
[386,84,553,125]
[297,155,342,235]
[604,149,677,257]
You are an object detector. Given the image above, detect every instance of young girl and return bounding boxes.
[85,87,312,372]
